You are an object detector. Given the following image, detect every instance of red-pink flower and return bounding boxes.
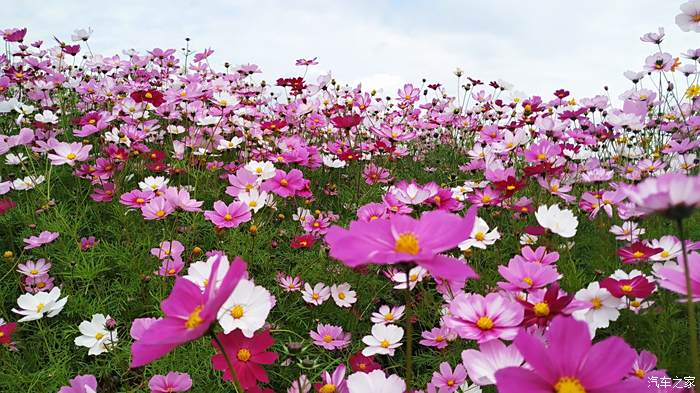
[204,201,251,229]
[130,256,247,367]
[325,207,479,282]
[600,276,655,299]
[211,329,278,389]
[617,241,663,264]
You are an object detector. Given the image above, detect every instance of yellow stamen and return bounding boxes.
[476,316,494,330]
[319,383,337,393]
[184,305,204,329]
[323,335,333,343]
[591,297,602,309]
[553,377,586,393]
[380,339,390,348]
[395,233,420,255]
[236,348,251,362]
[230,305,244,319]
[533,302,550,317]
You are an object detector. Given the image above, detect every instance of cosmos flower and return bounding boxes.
[430,362,467,392]
[676,0,700,32]
[203,201,252,229]
[623,173,700,219]
[458,217,500,250]
[217,279,272,337]
[656,252,700,301]
[148,372,193,393]
[370,305,405,325]
[346,370,405,393]
[361,323,404,356]
[310,323,351,350]
[444,292,524,343]
[12,287,68,322]
[495,316,643,392]
[58,375,98,393]
[325,208,479,282]
[572,282,622,336]
[23,231,59,250]
[461,339,524,386]
[534,205,578,238]
[314,364,349,393]
[301,282,330,306]
[48,142,92,166]
[74,313,117,356]
[211,329,278,389]
[331,283,357,308]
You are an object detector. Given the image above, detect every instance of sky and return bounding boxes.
[4,0,698,102]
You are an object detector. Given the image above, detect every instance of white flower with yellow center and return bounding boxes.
[237,188,268,214]
[138,176,169,192]
[12,287,67,322]
[571,282,621,337]
[459,217,500,250]
[74,313,117,356]
[183,255,231,291]
[244,160,276,180]
[331,283,357,308]
[217,279,272,338]
[362,324,404,356]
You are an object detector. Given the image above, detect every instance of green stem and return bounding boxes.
[403,264,414,390]
[210,331,243,393]
[677,218,700,378]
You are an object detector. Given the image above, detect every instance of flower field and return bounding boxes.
[3,3,700,393]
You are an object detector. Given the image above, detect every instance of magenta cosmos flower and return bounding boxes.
[211,329,278,389]
[325,207,479,282]
[148,372,192,393]
[130,255,247,367]
[623,172,700,219]
[23,231,59,250]
[495,316,644,393]
[261,169,305,198]
[58,374,97,393]
[444,292,523,343]
[497,259,560,291]
[203,200,251,229]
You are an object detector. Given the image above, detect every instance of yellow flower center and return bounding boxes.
[30,269,39,275]
[145,92,153,99]
[384,313,394,321]
[312,293,320,300]
[447,379,455,386]
[0,332,4,338]
[435,335,444,342]
[66,153,77,160]
[155,210,166,217]
[380,339,390,348]
[661,250,670,258]
[476,316,494,330]
[95,332,104,340]
[236,348,251,362]
[523,277,534,286]
[591,297,602,310]
[338,292,346,300]
[224,213,233,221]
[323,335,333,343]
[533,302,550,317]
[409,274,418,282]
[230,305,244,319]
[185,305,204,329]
[621,285,633,293]
[481,195,492,203]
[37,282,46,288]
[395,233,420,255]
[319,384,336,393]
[255,167,263,174]
[634,369,646,378]
[693,14,700,22]
[537,153,546,160]
[280,179,289,186]
[475,231,486,241]
[632,251,644,259]
[248,201,257,207]
[553,377,586,393]
[631,300,641,308]
[36,303,45,312]
[136,198,145,204]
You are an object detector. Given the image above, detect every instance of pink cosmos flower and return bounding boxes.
[629,350,658,380]
[210,329,278,389]
[495,316,643,392]
[325,208,479,282]
[419,326,452,349]
[314,364,349,393]
[164,187,203,212]
[310,323,351,350]
[204,201,252,229]
[120,189,155,209]
[461,339,525,386]
[23,231,60,250]
[141,196,175,221]
[148,372,192,393]
[157,258,185,277]
[261,169,305,198]
[226,168,260,198]
[48,141,92,166]
[363,163,391,185]
[623,172,700,219]
[276,274,302,292]
[150,240,185,261]
[130,255,247,367]
[512,246,559,265]
[58,374,98,393]
[444,292,524,343]
[497,260,560,292]
[17,258,51,277]
[430,362,467,392]
[657,252,700,301]
[524,140,561,163]
[644,52,674,72]
[80,236,98,251]
[301,282,330,306]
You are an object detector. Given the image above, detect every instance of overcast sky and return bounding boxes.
[3,1,698,103]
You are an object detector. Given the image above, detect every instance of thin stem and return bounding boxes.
[677,218,700,378]
[403,264,414,390]
[210,331,243,393]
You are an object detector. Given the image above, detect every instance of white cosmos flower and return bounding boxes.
[217,279,272,337]
[535,204,578,238]
[361,323,404,356]
[571,282,621,337]
[12,287,68,322]
[183,255,231,291]
[347,370,406,393]
[12,175,45,191]
[293,207,311,222]
[216,137,244,151]
[322,154,346,168]
[244,160,276,180]
[459,217,500,250]
[5,153,27,165]
[520,233,539,245]
[138,176,169,192]
[74,313,117,356]
[370,305,405,325]
[71,27,93,41]
[237,188,268,213]
[330,283,357,308]
[34,110,59,124]
[391,266,427,290]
